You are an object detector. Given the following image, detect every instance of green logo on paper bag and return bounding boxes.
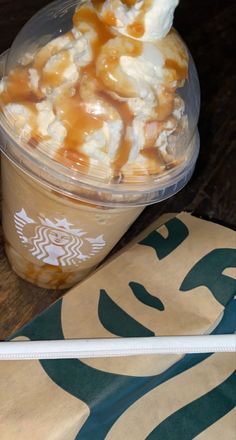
[99,289,155,337]
[129,282,165,311]
[140,218,189,259]
[98,283,165,337]
[180,249,236,306]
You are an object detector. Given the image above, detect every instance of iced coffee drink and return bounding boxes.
[0,0,200,289]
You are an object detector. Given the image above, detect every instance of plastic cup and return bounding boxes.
[0,0,200,289]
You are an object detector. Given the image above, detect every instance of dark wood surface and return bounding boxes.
[0,0,235,340]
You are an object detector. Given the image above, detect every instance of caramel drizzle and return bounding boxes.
[122,0,137,6]
[55,82,103,175]
[127,0,153,38]
[0,3,187,176]
[95,0,152,38]
[103,10,117,26]
[69,5,142,173]
[165,59,188,81]
[98,89,134,172]
[91,0,106,12]
[73,6,113,58]
[141,146,165,171]
[1,69,39,104]
[96,36,142,98]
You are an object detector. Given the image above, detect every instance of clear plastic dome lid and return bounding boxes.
[0,0,200,206]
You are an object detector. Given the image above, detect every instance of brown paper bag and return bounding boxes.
[0,213,235,439]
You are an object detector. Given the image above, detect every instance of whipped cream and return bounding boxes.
[0,0,188,181]
[98,0,179,41]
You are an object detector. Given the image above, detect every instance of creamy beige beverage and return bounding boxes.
[2,156,142,288]
[0,0,199,289]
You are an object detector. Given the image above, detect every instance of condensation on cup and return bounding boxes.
[0,0,200,289]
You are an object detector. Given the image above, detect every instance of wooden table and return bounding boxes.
[0,0,235,340]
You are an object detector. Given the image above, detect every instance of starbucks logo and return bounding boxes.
[14,208,106,267]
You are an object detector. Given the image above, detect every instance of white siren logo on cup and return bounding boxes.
[14,209,106,267]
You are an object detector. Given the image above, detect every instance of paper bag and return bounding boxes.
[0,213,235,439]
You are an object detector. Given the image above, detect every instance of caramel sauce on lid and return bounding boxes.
[127,22,145,38]
[0,3,187,179]
[72,7,142,174]
[141,146,164,161]
[73,5,114,58]
[141,146,165,174]
[98,89,134,172]
[155,89,175,122]
[126,0,153,39]
[0,68,42,105]
[55,83,103,173]
[103,10,117,26]
[60,91,103,146]
[55,7,115,170]
[144,120,161,148]
[113,138,132,173]
[97,36,142,98]
[91,0,105,12]
[122,0,138,7]
[165,58,188,81]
